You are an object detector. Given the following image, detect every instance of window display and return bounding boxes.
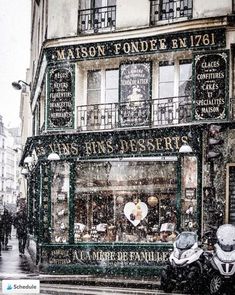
[51,162,70,243]
[181,156,198,230]
[74,160,177,243]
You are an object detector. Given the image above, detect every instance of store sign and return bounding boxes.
[193,51,228,120]
[47,65,75,130]
[46,28,225,62]
[119,63,151,127]
[31,126,198,159]
[42,247,171,266]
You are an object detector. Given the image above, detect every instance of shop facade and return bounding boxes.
[24,125,202,274]
[22,0,235,275]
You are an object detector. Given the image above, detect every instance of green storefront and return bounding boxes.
[23,125,202,275]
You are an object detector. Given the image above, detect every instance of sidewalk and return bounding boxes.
[0,230,36,280]
[0,232,161,289]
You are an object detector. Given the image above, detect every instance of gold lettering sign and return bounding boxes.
[33,134,189,159]
[47,29,225,62]
[43,248,170,265]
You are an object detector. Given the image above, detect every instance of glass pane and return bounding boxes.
[159,64,174,82]
[87,90,101,105]
[105,69,119,103]
[105,89,118,103]
[159,82,174,98]
[51,162,70,243]
[94,0,103,8]
[180,63,192,82]
[87,71,101,90]
[74,161,177,243]
[179,63,192,97]
[106,70,118,89]
[108,0,116,6]
[179,81,192,97]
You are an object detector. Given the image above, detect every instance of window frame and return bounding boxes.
[86,68,119,105]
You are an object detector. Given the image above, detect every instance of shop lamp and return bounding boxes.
[179,143,193,154]
[47,152,60,161]
[24,155,34,164]
[21,167,29,176]
[12,80,31,90]
[23,154,37,173]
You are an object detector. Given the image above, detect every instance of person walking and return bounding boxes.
[0,210,4,256]
[13,209,28,256]
[2,208,12,250]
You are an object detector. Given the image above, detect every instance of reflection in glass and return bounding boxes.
[51,162,70,243]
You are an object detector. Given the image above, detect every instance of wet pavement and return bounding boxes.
[0,233,189,294]
[0,229,35,279]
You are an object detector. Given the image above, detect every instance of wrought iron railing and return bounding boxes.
[150,0,193,25]
[78,5,116,33]
[77,96,192,131]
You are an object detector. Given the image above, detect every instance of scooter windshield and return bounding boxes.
[175,232,197,250]
[217,224,235,252]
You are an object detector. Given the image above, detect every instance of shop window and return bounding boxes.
[181,156,198,231]
[74,160,178,243]
[51,162,70,243]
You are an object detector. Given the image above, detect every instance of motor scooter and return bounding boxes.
[204,224,235,294]
[160,231,204,293]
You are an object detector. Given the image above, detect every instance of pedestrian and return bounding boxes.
[13,209,28,256]
[2,208,12,250]
[0,211,4,256]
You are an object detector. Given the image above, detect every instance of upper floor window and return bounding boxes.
[87,69,119,105]
[78,0,116,33]
[159,60,192,98]
[150,0,193,25]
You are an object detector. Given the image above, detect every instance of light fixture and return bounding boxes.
[21,167,29,176]
[179,143,193,153]
[22,153,37,175]
[12,80,31,90]
[24,156,33,164]
[47,152,60,161]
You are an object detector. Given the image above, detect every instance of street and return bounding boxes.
[38,284,189,295]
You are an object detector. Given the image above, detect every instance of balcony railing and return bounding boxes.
[78,5,116,33]
[77,96,192,131]
[150,0,192,25]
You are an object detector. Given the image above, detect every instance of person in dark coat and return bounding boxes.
[2,209,12,249]
[14,209,28,256]
[0,212,4,256]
